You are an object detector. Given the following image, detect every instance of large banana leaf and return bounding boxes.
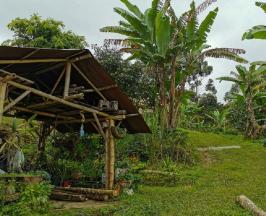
[256,1,266,13]
[120,0,144,19]
[243,25,266,40]
[155,11,171,57]
[197,8,218,46]
[200,48,248,63]
[217,76,243,85]
[114,7,148,37]
[100,26,139,37]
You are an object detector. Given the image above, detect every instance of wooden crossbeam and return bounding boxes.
[55,115,125,124]
[14,106,76,121]
[4,90,31,112]
[7,80,111,118]
[27,93,84,109]
[72,63,107,100]
[83,85,118,93]
[0,58,67,64]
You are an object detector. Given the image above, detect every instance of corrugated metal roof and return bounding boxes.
[0,46,150,134]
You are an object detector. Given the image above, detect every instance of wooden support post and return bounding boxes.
[105,119,115,190]
[63,63,71,98]
[0,82,7,125]
[108,119,115,190]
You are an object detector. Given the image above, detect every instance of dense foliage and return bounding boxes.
[93,44,157,108]
[2,14,87,49]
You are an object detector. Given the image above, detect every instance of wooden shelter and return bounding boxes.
[0,46,150,190]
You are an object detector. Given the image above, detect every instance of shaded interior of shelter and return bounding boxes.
[0,46,150,134]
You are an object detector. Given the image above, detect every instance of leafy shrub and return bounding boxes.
[0,182,52,216]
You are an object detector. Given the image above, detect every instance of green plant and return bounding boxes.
[0,182,52,216]
[243,2,266,40]
[217,63,266,138]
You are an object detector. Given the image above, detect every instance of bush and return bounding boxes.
[0,182,52,216]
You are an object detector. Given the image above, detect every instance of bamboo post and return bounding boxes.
[105,119,115,190]
[108,119,115,190]
[0,82,7,125]
[63,62,71,98]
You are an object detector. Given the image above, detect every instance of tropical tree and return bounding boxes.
[217,63,266,138]
[93,44,157,108]
[243,2,266,40]
[3,14,87,49]
[101,0,247,129]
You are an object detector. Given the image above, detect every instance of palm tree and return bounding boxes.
[101,0,247,129]
[217,63,266,138]
[243,2,266,40]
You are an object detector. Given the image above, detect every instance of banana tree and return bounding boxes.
[168,1,248,128]
[101,0,247,129]
[206,110,228,132]
[101,0,172,116]
[243,2,266,40]
[217,63,266,139]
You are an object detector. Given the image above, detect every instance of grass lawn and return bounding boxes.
[51,131,266,216]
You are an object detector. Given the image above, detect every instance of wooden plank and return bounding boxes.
[0,82,7,125]
[72,63,107,100]
[8,80,111,118]
[4,90,31,112]
[63,62,72,98]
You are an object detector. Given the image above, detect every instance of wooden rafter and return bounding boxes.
[4,90,31,112]
[7,80,111,118]
[50,67,66,95]
[72,63,107,100]
[1,49,40,70]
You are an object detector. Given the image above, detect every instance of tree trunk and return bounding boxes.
[168,56,177,129]
[157,65,168,129]
[172,79,186,127]
[245,96,260,139]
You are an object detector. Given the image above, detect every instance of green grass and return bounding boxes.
[50,131,266,216]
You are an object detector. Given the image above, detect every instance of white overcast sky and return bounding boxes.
[0,0,265,102]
